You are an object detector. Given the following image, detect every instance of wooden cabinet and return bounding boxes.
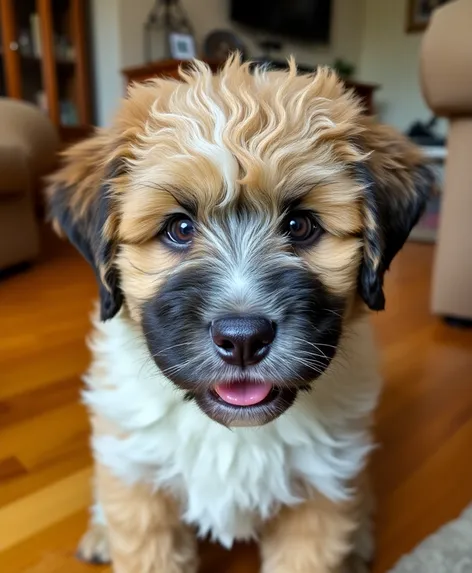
[122,59,222,85]
[0,0,93,142]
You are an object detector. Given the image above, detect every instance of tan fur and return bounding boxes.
[260,493,357,573]
[360,117,426,197]
[357,117,430,274]
[46,56,428,321]
[117,243,181,320]
[45,78,162,225]
[260,473,372,573]
[77,523,111,564]
[303,235,363,299]
[112,62,370,324]
[95,463,198,573]
[89,411,197,573]
[116,59,368,221]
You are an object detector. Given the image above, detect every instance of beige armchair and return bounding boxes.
[420,0,472,323]
[0,98,59,271]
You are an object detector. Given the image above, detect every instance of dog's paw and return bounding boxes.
[77,523,111,565]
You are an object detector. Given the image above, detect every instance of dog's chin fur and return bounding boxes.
[45,56,433,569]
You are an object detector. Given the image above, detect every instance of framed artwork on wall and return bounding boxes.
[406,0,451,32]
[169,33,196,60]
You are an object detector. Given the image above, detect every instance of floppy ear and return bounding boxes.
[45,132,124,321]
[357,120,435,311]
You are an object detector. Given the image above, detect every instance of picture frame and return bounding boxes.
[169,32,196,60]
[406,0,451,32]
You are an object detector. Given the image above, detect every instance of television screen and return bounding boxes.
[230,0,332,43]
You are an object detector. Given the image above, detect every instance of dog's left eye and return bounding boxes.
[284,211,322,245]
[165,216,196,246]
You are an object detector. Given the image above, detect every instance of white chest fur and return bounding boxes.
[83,313,381,548]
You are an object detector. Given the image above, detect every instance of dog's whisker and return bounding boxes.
[296,349,331,362]
[151,341,195,357]
[323,308,344,318]
[293,338,343,361]
[290,356,325,374]
[293,337,339,350]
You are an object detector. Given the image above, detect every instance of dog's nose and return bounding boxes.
[210,316,275,367]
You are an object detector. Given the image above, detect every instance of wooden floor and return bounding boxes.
[1,232,471,573]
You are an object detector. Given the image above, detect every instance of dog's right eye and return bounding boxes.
[164,216,196,247]
[283,211,323,247]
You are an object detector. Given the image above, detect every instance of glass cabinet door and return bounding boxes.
[0,0,92,140]
[52,0,79,127]
[0,0,47,107]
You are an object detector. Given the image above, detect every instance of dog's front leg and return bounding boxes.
[95,462,198,573]
[259,493,360,573]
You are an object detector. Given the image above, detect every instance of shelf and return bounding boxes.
[0,50,75,67]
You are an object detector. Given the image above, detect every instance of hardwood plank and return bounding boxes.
[0,343,90,401]
[0,402,89,469]
[0,467,93,552]
[0,457,27,481]
[0,377,83,429]
[0,441,91,508]
[373,416,472,572]
[0,510,108,573]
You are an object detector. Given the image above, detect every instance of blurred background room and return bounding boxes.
[0,1,471,572]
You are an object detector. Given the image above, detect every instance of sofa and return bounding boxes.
[420,0,472,322]
[0,98,59,271]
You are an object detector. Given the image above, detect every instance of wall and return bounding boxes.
[179,0,365,71]
[358,0,445,134]
[90,0,122,127]
[91,0,365,126]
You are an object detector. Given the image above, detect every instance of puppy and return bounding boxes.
[45,56,432,573]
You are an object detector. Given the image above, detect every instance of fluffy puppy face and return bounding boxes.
[46,58,433,427]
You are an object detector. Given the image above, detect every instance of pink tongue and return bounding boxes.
[214,381,273,406]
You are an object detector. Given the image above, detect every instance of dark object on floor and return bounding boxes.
[0,261,32,281]
[406,116,446,146]
[444,316,472,329]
